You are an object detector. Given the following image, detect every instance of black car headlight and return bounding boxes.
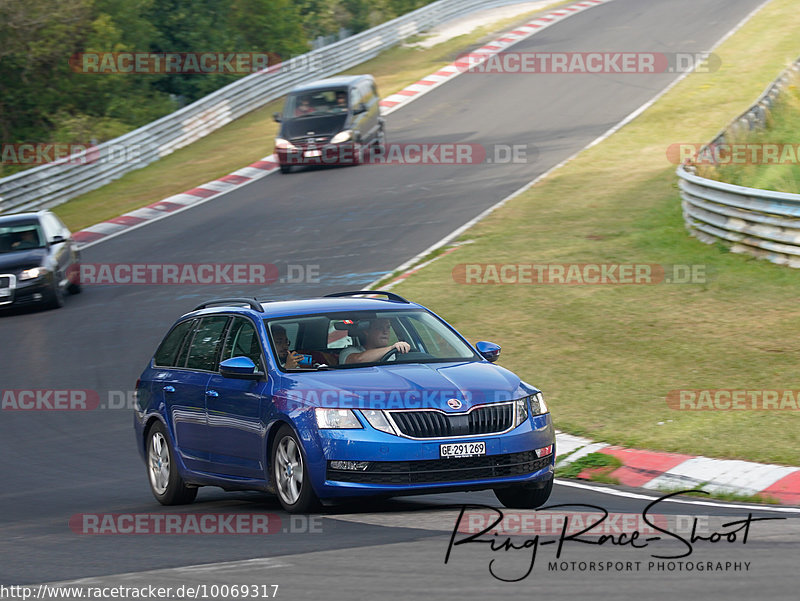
[18,267,47,281]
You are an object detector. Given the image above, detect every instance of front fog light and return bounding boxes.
[315,408,362,429]
[330,460,370,471]
[361,409,397,435]
[514,398,529,426]
[530,392,548,415]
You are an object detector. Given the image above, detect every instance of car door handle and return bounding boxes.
[163,386,175,393]
[206,390,219,398]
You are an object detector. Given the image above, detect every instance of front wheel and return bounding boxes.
[46,278,65,309]
[272,425,319,513]
[494,476,553,509]
[146,421,198,505]
[279,164,291,174]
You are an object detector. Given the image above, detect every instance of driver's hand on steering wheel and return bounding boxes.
[392,341,411,354]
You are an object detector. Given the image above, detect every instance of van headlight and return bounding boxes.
[275,137,297,150]
[330,130,353,144]
[315,408,362,429]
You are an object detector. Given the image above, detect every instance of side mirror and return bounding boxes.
[476,341,501,363]
[273,112,282,123]
[220,356,263,380]
[50,235,66,245]
[354,103,367,115]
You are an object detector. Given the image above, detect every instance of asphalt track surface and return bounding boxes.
[2,0,797,598]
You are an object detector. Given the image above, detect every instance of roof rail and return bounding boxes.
[323,290,409,303]
[193,298,265,313]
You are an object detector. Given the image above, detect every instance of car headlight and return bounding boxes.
[361,410,397,435]
[514,398,529,426]
[275,137,297,150]
[530,392,548,415]
[19,267,46,281]
[315,408,362,429]
[330,130,353,144]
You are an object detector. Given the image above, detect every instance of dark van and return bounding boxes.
[273,75,385,173]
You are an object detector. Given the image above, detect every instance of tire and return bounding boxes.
[146,421,198,505]
[279,164,291,174]
[46,278,65,309]
[271,424,319,513]
[494,476,553,509]
[374,125,386,150]
[67,268,81,295]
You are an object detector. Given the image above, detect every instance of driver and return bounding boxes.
[340,318,410,364]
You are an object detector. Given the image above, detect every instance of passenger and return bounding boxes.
[11,230,38,250]
[334,91,348,111]
[340,318,410,364]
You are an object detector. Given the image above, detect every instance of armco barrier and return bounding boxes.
[0,0,554,215]
[677,57,800,268]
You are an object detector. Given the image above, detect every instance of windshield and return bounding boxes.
[0,223,45,254]
[283,88,349,119]
[265,309,479,370]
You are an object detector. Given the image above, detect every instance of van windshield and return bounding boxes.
[283,89,349,119]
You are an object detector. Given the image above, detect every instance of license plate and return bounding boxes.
[440,441,486,458]
[304,149,321,157]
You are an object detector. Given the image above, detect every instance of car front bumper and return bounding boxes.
[301,413,555,499]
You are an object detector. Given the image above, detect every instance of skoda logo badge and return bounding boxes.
[447,398,462,410]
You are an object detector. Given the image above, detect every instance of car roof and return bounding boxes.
[288,75,372,95]
[184,295,424,320]
[0,211,47,225]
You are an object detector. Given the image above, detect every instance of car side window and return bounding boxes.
[185,316,230,371]
[220,317,263,369]
[154,319,196,367]
[350,87,362,109]
[359,80,374,105]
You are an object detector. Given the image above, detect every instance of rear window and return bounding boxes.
[154,320,195,367]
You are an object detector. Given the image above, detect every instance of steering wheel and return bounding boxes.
[379,348,399,362]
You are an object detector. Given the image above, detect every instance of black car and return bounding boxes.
[0,211,81,309]
[273,75,385,173]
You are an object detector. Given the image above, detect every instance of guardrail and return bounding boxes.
[0,0,539,215]
[677,57,800,268]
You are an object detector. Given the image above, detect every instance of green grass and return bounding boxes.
[556,452,622,483]
[391,0,800,466]
[697,73,800,192]
[654,487,780,505]
[50,2,567,232]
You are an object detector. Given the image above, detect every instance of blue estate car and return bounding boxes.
[134,291,555,513]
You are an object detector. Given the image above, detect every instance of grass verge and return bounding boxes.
[555,453,622,484]
[697,71,800,192]
[51,2,566,232]
[392,0,800,465]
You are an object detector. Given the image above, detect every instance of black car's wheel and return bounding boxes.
[67,268,81,294]
[374,125,386,150]
[494,476,553,509]
[279,164,291,174]
[272,424,319,513]
[47,278,65,309]
[146,421,198,505]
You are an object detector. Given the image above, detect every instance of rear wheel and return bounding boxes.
[146,421,197,505]
[272,425,319,513]
[494,476,553,509]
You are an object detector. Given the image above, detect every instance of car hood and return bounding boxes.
[280,114,348,139]
[274,361,537,412]
[0,248,46,272]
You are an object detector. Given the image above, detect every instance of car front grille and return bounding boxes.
[0,274,16,305]
[327,450,551,485]
[289,135,331,147]
[389,403,514,438]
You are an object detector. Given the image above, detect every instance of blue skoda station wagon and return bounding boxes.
[134,291,555,512]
